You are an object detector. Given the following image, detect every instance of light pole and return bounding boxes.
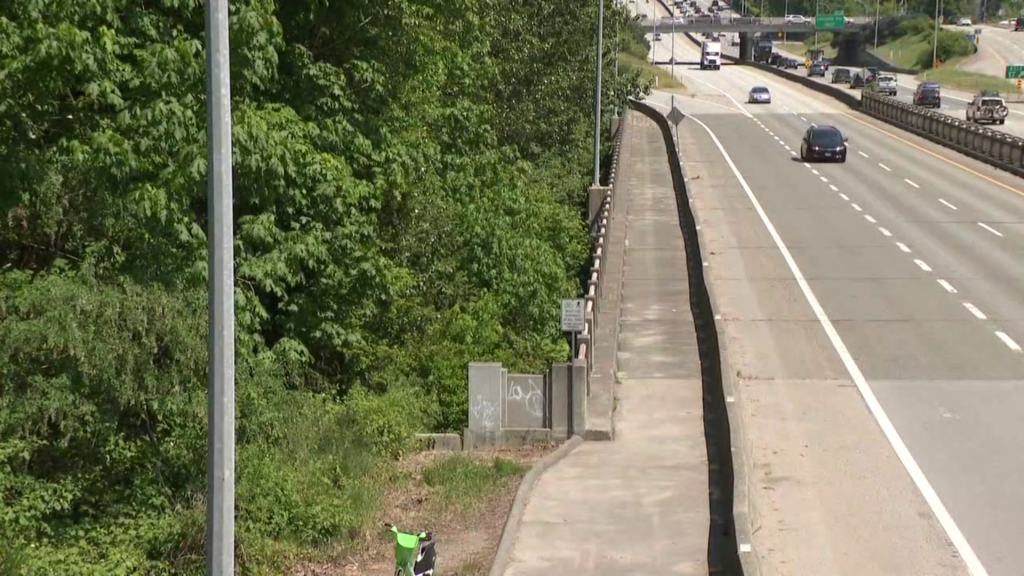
[592,0,605,186]
[931,0,941,72]
[204,0,236,574]
[784,0,789,43]
[874,0,880,49]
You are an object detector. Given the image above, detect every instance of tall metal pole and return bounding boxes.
[932,0,940,70]
[815,0,819,49]
[672,6,677,145]
[784,0,789,43]
[592,0,605,186]
[874,0,880,49]
[204,0,235,574]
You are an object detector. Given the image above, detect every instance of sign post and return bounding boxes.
[561,299,585,419]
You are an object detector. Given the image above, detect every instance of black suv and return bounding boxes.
[831,68,852,84]
[913,82,941,108]
[800,125,848,162]
[769,52,783,66]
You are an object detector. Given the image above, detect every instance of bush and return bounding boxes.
[918,29,976,68]
[899,17,932,36]
[343,386,429,460]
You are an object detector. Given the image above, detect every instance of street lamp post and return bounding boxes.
[784,0,789,43]
[932,0,941,72]
[874,0,880,49]
[592,0,605,187]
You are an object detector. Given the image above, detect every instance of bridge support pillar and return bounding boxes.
[836,34,861,66]
[738,32,754,62]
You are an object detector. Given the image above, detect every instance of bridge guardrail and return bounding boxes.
[861,92,1024,178]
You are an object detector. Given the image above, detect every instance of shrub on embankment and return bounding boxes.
[0,0,644,572]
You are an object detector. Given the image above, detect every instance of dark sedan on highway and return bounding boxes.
[784,58,800,69]
[807,62,826,77]
[800,125,848,162]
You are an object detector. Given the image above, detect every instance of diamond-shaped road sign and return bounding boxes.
[667,107,685,126]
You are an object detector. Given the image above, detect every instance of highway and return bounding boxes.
[634,2,1024,575]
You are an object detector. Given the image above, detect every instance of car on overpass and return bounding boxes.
[808,62,826,77]
[831,67,852,84]
[800,125,848,162]
[913,81,941,107]
[784,14,810,24]
[748,85,772,104]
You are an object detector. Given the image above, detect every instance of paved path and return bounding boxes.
[501,111,709,576]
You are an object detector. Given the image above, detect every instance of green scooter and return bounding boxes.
[384,523,437,576]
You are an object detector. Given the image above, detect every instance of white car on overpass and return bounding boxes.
[785,14,810,24]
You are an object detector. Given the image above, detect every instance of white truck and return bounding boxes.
[701,40,721,70]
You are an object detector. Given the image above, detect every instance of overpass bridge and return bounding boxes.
[637,15,873,34]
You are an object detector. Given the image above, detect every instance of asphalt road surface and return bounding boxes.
[633,4,1024,574]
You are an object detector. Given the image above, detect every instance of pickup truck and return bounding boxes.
[966,91,1009,125]
[876,74,898,96]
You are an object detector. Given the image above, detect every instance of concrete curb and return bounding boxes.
[630,99,743,576]
[487,435,584,576]
[668,112,762,576]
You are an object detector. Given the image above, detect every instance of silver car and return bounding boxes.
[748,86,771,104]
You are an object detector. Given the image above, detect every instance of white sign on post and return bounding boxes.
[560,298,586,333]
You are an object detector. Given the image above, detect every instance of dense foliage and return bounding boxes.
[0,0,646,573]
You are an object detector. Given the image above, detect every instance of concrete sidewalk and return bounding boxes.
[501,111,709,576]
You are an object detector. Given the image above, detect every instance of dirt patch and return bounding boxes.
[292,444,555,576]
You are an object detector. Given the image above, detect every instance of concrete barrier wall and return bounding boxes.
[861,92,1024,178]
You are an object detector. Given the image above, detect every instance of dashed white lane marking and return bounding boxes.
[681,112,990,576]
[996,331,1022,353]
[811,169,820,175]
[937,279,958,293]
[774,135,780,141]
[820,176,829,183]
[851,203,863,211]
[839,193,850,200]
[790,150,797,155]
[879,227,892,236]
[879,163,892,171]
[978,222,1004,237]
[963,302,988,320]
[864,214,877,223]
[784,145,792,150]
[803,162,812,168]
[829,184,839,191]
[810,122,817,127]
[904,178,920,188]
[896,242,911,252]
[939,199,959,210]
[914,259,933,272]
[800,116,808,121]
[858,151,869,158]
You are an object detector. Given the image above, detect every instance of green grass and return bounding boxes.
[619,52,689,92]
[422,455,529,510]
[918,60,1023,95]
[868,32,931,69]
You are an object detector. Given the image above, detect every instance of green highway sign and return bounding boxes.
[815,12,845,29]
[1005,64,1024,79]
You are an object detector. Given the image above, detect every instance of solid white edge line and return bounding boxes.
[896,242,911,252]
[978,222,1004,237]
[685,113,989,576]
[995,331,1022,352]
[879,163,892,171]
[879,227,892,236]
[937,279,958,293]
[962,302,988,320]
[904,178,920,188]
[914,259,933,272]
[939,199,959,210]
